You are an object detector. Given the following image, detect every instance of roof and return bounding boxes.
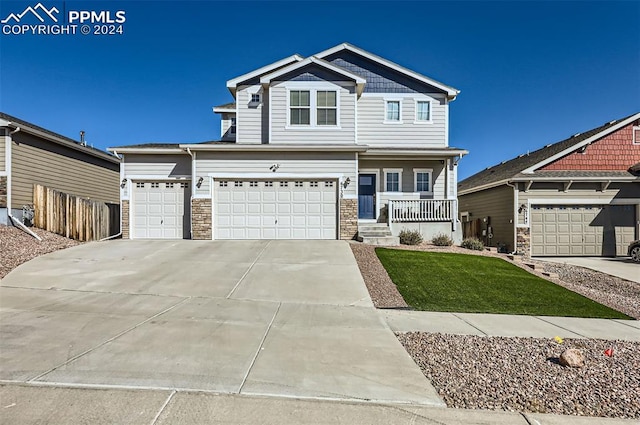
[212,102,235,113]
[314,42,460,98]
[0,112,120,164]
[458,112,640,194]
[226,54,303,94]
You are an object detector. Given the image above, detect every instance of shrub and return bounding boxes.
[431,233,453,246]
[461,237,484,251]
[399,229,423,245]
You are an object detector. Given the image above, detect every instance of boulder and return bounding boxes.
[559,348,585,368]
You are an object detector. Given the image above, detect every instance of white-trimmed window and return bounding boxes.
[290,90,310,125]
[633,126,640,145]
[415,100,431,122]
[384,168,402,192]
[250,93,261,103]
[385,100,401,122]
[413,168,433,193]
[229,117,236,134]
[317,91,337,125]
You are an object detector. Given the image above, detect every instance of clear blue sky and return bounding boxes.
[1,1,638,180]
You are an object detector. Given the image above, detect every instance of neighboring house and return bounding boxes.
[0,112,120,225]
[109,43,467,242]
[458,112,640,257]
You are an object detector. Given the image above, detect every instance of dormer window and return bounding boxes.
[251,93,261,103]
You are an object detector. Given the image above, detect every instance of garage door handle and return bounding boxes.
[161,219,164,224]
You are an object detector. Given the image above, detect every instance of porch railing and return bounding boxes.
[388,199,457,226]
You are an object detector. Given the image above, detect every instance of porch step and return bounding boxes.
[357,236,400,246]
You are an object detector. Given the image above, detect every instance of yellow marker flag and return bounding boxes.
[554,336,564,344]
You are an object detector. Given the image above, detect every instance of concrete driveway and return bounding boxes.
[539,256,640,283]
[0,240,442,406]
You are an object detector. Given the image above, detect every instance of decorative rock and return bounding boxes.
[559,348,585,368]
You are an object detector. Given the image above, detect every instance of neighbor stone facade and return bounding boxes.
[0,176,6,208]
[340,198,358,240]
[516,227,530,257]
[192,198,212,240]
[121,200,129,239]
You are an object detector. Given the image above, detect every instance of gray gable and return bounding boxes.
[324,51,447,94]
[274,64,355,83]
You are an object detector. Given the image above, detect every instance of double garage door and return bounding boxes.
[214,179,338,240]
[531,204,636,256]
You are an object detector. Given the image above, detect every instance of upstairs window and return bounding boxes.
[316,91,337,125]
[250,93,261,103]
[290,90,310,125]
[385,100,400,122]
[634,126,640,145]
[416,101,431,122]
[229,117,236,134]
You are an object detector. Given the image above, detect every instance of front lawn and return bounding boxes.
[376,249,631,319]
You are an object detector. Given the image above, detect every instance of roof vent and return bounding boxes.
[518,154,525,158]
[80,130,86,146]
[572,132,581,138]
[545,144,552,148]
[607,120,617,125]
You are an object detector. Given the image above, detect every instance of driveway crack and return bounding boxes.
[27,297,191,382]
[226,240,271,299]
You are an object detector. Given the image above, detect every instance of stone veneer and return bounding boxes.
[340,198,358,240]
[516,227,530,257]
[0,176,6,208]
[192,198,212,240]
[121,200,129,239]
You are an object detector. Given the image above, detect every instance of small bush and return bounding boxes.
[399,229,423,245]
[461,237,484,251]
[431,233,453,246]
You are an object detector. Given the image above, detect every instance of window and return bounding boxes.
[290,90,310,125]
[180,182,189,189]
[165,182,174,189]
[385,100,400,122]
[384,169,402,192]
[136,182,145,188]
[250,93,261,103]
[280,181,288,187]
[229,117,236,134]
[316,91,337,125]
[325,181,334,187]
[309,181,319,187]
[295,181,304,187]
[413,168,433,193]
[219,181,228,187]
[234,181,243,187]
[416,101,431,122]
[151,182,160,188]
[634,126,640,145]
[249,181,258,187]
[265,181,273,187]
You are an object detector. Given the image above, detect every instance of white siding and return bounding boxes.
[0,136,6,172]
[357,94,447,147]
[195,151,357,197]
[270,82,356,144]
[236,85,262,144]
[123,154,191,178]
[220,113,236,141]
[358,159,446,198]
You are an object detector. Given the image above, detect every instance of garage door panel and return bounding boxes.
[132,181,188,239]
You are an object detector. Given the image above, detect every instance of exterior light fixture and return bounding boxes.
[120,178,127,188]
[196,177,204,188]
[343,177,351,188]
[269,164,280,172]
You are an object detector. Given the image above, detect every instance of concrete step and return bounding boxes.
[358,224,391,231]
[357,235,400,246]
[358,232,393,238]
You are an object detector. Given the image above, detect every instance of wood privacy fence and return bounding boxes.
[462,218,484,240]
[33,184,120,241]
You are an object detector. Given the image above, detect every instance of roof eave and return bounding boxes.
[259,56,366,86]
[180,143,368,152]
[107,147,184,154]
[226,54,304,93]
[212,107,236,114]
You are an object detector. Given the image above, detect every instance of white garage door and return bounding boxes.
[530,204,636,256]
[132,181,190,239]
[214,179,337,240]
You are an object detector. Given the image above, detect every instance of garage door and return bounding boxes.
[132,181,190,239]
[530,205,636,256]
[214,179,337,240]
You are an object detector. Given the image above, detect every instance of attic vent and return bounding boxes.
[545,144,552,148]
[608,120,617,125]
[500,160,507,164]
[518,154,525,158]
[572,132,581,138]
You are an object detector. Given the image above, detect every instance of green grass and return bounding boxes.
[376,249,631,319]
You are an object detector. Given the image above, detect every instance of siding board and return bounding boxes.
[124,154,191,177]
[0,136,5,172]
[237,85,262,144]
[458,185,514,251]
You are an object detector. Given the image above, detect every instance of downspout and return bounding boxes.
[505,181,518,255]
[99,149,123,241]
[6,126,42,241]
[186,147,195,239]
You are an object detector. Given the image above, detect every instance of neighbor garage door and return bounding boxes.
[132,181,190,239]
[530,204,636,256]
[214,179,337,239]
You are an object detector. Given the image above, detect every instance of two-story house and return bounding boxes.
[110,43,467,242]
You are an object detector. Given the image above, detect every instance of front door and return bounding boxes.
[358,174,376,219]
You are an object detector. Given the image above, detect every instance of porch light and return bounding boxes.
[196,177,204,188]
[343,177,351,188]
[120,178,127,188]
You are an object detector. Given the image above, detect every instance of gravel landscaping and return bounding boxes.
[0,224,81,279]
[398,332,640,419]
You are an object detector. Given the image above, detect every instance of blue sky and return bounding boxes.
[1,1,638,180]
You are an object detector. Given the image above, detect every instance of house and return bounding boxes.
[0,112,120,226]
[458,112,640,257]
[109,43,467,242]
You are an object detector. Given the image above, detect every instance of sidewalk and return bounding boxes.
[382,310,640,340]
[0,384,636,424]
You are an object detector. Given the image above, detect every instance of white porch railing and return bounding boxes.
[388,199,458,228]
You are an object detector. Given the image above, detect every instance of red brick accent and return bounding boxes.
[541,122,640,171]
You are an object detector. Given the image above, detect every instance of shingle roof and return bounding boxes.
[458,113,640,193]
[109,140,231,149]
[214,102,236,110]
[0,111,119,162]
[513,170,636,179]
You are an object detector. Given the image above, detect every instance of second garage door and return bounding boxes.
[214,179,337,240]
[132,181,190,239]
[530,204,636,256]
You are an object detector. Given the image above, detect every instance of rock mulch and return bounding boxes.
[0,224,81,279]
[398,332,640,419]
[349,243,408,308]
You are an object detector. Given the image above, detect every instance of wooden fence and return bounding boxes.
[462,218,484,240]
[33,184,120,241]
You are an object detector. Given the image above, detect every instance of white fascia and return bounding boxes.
[226,54,304,96]
[313,42,460,99]
[521,112,640,174]
[107,147,185,155]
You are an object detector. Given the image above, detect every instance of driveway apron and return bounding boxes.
[0,240,442,406]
